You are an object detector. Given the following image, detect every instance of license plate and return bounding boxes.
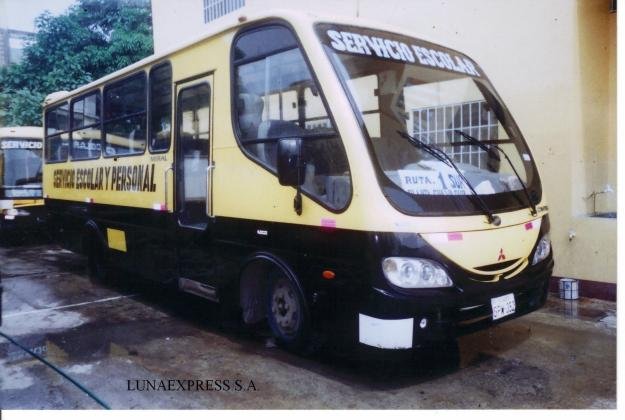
[491,293,516,320]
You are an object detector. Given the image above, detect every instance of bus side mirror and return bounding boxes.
[277,138,304,187]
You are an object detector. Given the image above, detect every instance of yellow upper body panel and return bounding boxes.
[42,11,547,244]
[422,218,542,277]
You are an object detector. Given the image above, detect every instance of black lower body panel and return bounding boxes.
[328,260,554,356]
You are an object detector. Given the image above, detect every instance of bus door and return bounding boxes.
[174,74,217,300]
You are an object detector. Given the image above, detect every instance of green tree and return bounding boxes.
[0,0,153,127]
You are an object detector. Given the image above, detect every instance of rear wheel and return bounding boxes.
[88,233,112,284]
[266,270,309,352]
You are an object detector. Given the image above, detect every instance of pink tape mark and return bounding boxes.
[447,232,463,241]
[321,218,336,228]
[525,222,534,230]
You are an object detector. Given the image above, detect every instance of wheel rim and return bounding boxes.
[270,277,300,336]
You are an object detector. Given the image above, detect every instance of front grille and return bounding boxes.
[474,258,520,272]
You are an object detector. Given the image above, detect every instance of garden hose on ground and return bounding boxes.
[0,329,111,409]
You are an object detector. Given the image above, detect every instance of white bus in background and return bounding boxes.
[0,126,45,240]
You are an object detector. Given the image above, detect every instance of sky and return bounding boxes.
[0,0,78,32]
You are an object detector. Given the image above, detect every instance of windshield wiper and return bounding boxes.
[397,130,451,168]
[454,130,537,216]
[397,130,501,225]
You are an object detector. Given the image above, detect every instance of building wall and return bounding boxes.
[151,0,205,51]
[151,0,617,284]
[0,28,35,67]
[0,29,7,66]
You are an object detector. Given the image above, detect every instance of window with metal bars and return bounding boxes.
[203,0,245,23]
[412,100,498,170]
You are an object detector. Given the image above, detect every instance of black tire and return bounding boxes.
[88,233,113,284]
[266,269,310,352]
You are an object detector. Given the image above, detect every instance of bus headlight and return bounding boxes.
[382,257,453,288]
[532,234,551,265]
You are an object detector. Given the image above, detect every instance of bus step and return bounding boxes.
[178,277,219,302]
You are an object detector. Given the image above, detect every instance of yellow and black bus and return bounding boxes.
[43,11,553,353]
[0,126,45,237]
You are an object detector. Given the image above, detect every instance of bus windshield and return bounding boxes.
[0,141,43,198]
[317,24,541,216]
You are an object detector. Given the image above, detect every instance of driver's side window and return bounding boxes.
[233,24,351,211]
[234,25,333,169]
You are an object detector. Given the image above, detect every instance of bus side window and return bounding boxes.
[45,102,70,163]
[233,26,304,169]
[232,25,352,211]
[71,91,101,160]
[149,62,172,153]
[103,72,147,157]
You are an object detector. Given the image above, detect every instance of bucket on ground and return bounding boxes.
[559,278,579,300]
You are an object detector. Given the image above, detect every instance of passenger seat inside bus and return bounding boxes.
[237,93,267,161]
[237,93,350,208]
[238,93,304,167]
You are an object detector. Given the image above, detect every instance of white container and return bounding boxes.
[559,278,579,300]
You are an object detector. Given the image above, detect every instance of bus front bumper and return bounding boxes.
[355,260,553,351]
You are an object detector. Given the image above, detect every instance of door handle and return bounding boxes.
[164,165,173,211]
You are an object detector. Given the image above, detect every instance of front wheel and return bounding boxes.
[266,271,309,352]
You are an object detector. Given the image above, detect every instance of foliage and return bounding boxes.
[0,0,153,127]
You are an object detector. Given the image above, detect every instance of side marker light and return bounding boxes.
[322,270,335,280]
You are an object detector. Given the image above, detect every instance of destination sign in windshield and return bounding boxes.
[0,139,43,149]
[319,25,481,77]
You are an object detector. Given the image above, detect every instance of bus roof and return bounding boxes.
[0,126,43,139]
[43,9,474,107]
